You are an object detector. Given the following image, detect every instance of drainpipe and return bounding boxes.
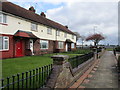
[55,29,58,54]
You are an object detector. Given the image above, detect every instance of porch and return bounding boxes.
[14,30,38,57]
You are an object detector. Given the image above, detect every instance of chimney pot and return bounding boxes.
[65,26,68,28]
[29,6,36,12]
[40,12,46,17]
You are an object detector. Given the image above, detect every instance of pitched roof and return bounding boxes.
[1,1,76,35]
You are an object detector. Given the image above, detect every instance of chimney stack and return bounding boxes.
[65,25,68,28]
[40,12,46,18]
[29,6,36,12]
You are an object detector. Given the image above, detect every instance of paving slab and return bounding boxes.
[84,51,119,88]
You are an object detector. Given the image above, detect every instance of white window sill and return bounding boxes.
[0,23,8,26]
[40,48,48,50]
[0,49,9,51]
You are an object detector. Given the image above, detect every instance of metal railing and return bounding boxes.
[0,64,52,89]
[68,52,94,69]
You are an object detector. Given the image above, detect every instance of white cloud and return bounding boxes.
[7,0,119,3]
[46,2,118,45]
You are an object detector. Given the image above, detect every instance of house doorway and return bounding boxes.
[66,43,71,52]
[66,43,68,52]
[30,39,34,55]
[53,41,56,53]
[15,39,23,57]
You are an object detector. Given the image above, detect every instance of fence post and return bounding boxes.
[7,77,10,90]
[1,79,4,89]
[17,73,20,90]
[22,73,24,89]
[12,75,15,89]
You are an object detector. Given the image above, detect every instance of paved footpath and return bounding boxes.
[81,51,119,88]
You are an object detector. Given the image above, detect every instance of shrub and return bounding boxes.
[118,56,120,71]
[115,46,120,52]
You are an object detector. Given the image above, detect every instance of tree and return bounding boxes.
[74,32,81,41]
[86,33,105,47]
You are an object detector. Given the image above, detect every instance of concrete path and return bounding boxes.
[81,51,119,88]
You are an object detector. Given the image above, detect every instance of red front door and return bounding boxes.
[15,40,23,57]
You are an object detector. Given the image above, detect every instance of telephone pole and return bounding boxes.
[93,26,97,34]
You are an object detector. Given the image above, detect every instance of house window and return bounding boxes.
[71,43,75,48]
[0,37,2,50]
[64,33,67,38]
[72,35,74,39]
[31,23,38,31]
[58,42,64,49]
[0,13,7,24]
[40,40,48,49]
[56,30,60,36]
[47,27,52,34]
[0,36,9,51]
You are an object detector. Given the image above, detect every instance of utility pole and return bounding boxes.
[35,3,37,11]
[93,26,97,34]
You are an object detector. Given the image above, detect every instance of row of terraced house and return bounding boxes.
[0,1,77,59]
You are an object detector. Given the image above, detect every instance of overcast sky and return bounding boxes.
[8,0,119,45]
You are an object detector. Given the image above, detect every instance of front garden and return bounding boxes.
[2,49,91,79]
[1,49,95,89]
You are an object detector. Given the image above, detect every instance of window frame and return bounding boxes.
[71,43,75,48]
[64,33,67,38]
[31,23,38,31]
[47,27,52,35]
[0,36,2,51]
[72,35,74,39]
[40,40,49,49]
[0,36,9,51]
[56,30,60,36]
[0,13,7,24]
[58,41,64,49]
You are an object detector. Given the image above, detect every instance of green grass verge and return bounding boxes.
[106,48,113,51]
[2,56,53,79]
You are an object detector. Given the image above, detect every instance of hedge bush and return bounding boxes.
[118,56,120,70]
[115,46,120,52]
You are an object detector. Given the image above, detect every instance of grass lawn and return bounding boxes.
[106,48,113,51]
[2,56,53,79]
[2,49,91,79]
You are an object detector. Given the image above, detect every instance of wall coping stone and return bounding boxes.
[51,55,69,61]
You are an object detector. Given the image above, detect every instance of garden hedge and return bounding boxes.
[115,46,120,52]
[118,56,120,71]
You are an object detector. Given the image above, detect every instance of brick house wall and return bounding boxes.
[33,39,72,55]
[33,39,41,55]
[0,34,14,59]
